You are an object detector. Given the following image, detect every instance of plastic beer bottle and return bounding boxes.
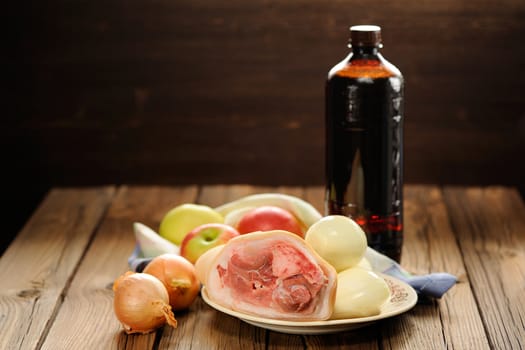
[325,25,404,262]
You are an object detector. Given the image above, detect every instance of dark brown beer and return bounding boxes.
[325,25,404,262]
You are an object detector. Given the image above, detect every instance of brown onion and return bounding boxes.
[143,254,200,310]
[113,272,177,334]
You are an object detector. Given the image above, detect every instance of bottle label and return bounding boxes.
[346,85,360,123]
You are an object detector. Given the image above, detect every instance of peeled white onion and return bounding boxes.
[305,215,367,272]
[331,267,390,319]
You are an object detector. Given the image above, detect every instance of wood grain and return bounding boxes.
[39,186,199,349]
[442,187,525,350]
[398,186,489,349]
[3,185,524,349]
[0,187,115,349]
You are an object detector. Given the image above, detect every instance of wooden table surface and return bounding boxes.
[1,185,524,349]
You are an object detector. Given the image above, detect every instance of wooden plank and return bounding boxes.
[304,186,325,215]
[0,186,116,350]
[3,184,521,349]
[442,186,525,350]
[162,297,267,350]
[266,331,305,350]
[197,184,275,207]
[39,186,199,349]
[304,327,380,350]
[384,186,489,349]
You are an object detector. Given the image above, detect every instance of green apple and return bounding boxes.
[159,204,224,245]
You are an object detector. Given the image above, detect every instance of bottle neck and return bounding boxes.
[351,45,380,57]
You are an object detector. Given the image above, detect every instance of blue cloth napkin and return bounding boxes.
[128,245,154,272]
[364,247,457,299]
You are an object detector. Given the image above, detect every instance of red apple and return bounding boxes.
[180,223,240,264]
[236,205,304,237]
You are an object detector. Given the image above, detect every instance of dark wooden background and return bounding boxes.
[3,0,524,253]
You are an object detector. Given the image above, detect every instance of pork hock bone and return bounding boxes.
[195,230,337,321]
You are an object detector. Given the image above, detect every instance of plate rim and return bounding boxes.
[201,273,418,328]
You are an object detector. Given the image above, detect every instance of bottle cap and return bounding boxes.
[349,25,382,47]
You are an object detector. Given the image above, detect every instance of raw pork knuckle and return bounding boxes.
[197,230,337,321]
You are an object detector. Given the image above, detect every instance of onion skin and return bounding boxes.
[113,272,177,334]
[143,254,200,310]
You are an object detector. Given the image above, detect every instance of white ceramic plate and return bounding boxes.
[201,274,418,334]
